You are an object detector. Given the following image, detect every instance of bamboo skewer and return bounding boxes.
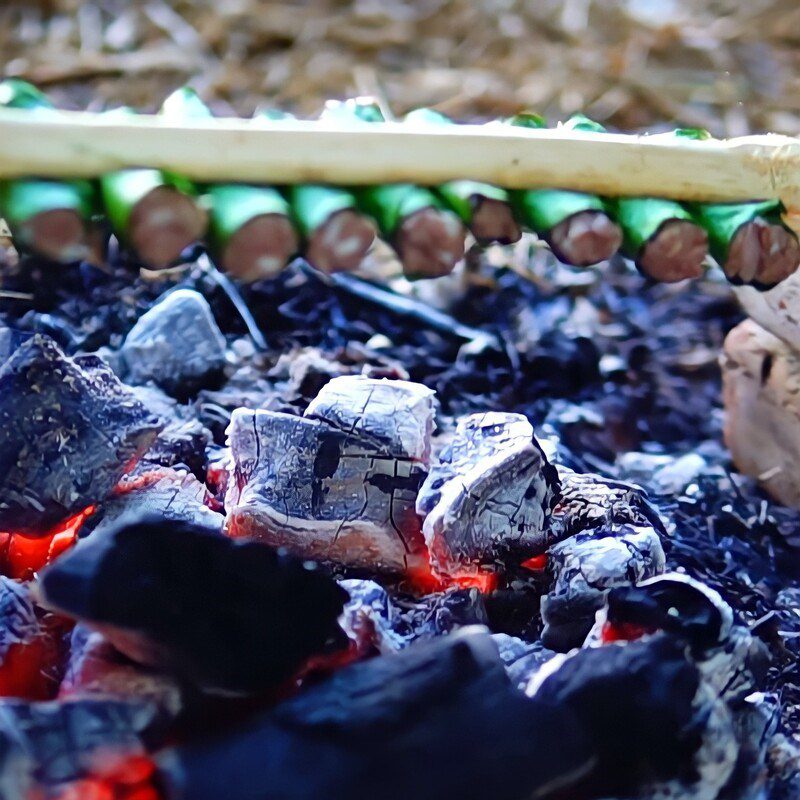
[1,108,800,225]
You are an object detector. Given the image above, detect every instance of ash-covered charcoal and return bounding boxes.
[90,468,224,536]
[541,524,666,651]
[0,335,163,533]
[303,375,435,460]
[60,624,183,718]
[118,289,227,398]
[588,573,768,703]
[339,578,488,654]
[0,577,67,700]
[529,634,738,800]
[492,633,557,690]
[0,696,163,794]
[553,466,666,538]
[38,513,348,694]
[142,417,214,479]
[226,376,434,573]
[157,629,595,800]
[416,412,561,579]
[269,346,349,400]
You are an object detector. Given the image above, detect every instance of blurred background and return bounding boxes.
[1,0,799,135]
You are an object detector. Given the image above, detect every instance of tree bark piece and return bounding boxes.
[721,318,800,508]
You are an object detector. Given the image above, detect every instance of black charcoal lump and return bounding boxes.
[416,412,561,578]
[38,513,348,694]
[0,334,163,533]
[156,629,596,800]
[529,635,738,800]
[119,289,227,396]
[225,376,434,573]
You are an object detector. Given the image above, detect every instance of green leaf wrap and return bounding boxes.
[0,80,95,236]
[505,113,607,235]
[321,99,453,238]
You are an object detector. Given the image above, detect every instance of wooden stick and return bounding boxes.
[2,108,800,224]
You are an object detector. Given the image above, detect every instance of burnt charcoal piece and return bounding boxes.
[492,633,557,690]
[60,624,183,718]
[553,466,665,538]
[94,468,224,536]
[119,289,227,397]
[530,635,737,800]
[226,376,435,573]
[143,418,214,479]
[416,412,561,578]
[0,335,163,534]
[38,513,348,694]
[0,697,162,793]
[303,375,435,461]
[541,524,666,651]
[157,629,595,800]
[339,578,487,653]
[590,573,766,703]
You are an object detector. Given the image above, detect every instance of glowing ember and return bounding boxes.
[46,756,160,800]
[406,561,498,595]
[600,620,654,644]
[520,554,548,572]
[1,506,96,580]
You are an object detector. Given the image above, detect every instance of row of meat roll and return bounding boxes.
[1,80,798,290]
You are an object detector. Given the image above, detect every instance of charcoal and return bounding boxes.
[0,697,162,793]
[553,466,666,538]
[119,289,227,397]
[157,629,596,800]
[38,513,348,694]
[492,633,557,690]
[416,412,561,578]
[588,573,768,703]
[339,578,487,653]
[60,624,183,718]
[225,376,434,573]
[92,468,224,536]
[0,577,41,660]
[541,524,666,650]
[303,375,435,461]
[0,335,163,533]
[530,634,737,800]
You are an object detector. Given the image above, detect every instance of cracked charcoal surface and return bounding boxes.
[39,513,348,694]
[225,376,434,572]
[0,334,163,533]
[416,412,561,578]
